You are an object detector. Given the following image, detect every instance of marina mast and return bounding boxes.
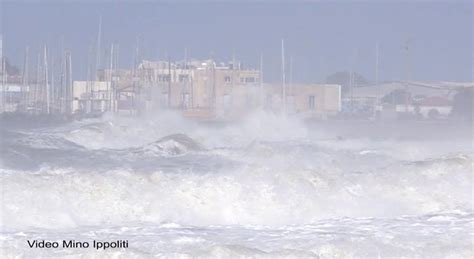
[182,47,188,109]
[108,44,114,112]
[66,51,73,114]
[44,46,50,114]
[289,55,293,97]
[0,34,3,112]
[375,42,379,95]
[22,46,30,112]
[404,39,411,112]
[281,38,286,114]
[1,56,5,113]
[95,15,102,80]
[259,52,263,107]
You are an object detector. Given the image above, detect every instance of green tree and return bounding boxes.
[325,71,369,95]
[381,89,411,105]
[1,58,20,75]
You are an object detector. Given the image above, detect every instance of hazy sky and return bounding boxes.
[1,1,472,83]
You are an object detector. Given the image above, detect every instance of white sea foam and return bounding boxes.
[1,150,471,230]
[1,112,472,258]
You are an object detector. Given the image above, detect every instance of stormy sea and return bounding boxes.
[1,111,472,258]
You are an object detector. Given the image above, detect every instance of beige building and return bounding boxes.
[72,81,111,113]
[265,83,341,118]
[74,59,341,119]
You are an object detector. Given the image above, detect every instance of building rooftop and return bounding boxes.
[352,82,455,99]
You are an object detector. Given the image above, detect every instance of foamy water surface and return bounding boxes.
[1,112,473,258]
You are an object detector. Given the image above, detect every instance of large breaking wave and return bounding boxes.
[1,112,472,230]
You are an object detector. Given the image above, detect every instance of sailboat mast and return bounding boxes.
[404,39,410,112]
[183,47,187,109]
[231,49,236,108]
[289,55,293,97]
[0,34,3,113]
[168,55,171,108]
[1,55,5,113]
[375,42,379,107]
[281,38,286,113]
[51,56,55,113]
[35,52,41,114]
[95,15,102,81]
[259,52,263,107]
[23,46,29,112]
[108,44,114,112]
[375,42,379,89]
[44,46,50,114]
[66,51,73,115]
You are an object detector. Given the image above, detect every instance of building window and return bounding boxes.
[181,93,190,108]
[308,95,315,109]
[179,75,189,82]
[245,77,256,83]
[224,76,231,83]
[159,75,171,82]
